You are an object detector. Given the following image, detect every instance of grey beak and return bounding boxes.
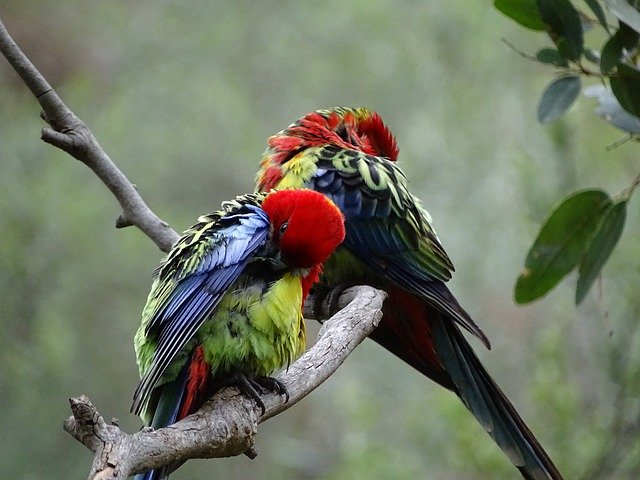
[269,251,288,271]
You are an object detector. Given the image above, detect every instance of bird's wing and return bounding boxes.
[132,196,270,414]
[309,146,489,347]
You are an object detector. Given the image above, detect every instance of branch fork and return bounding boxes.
[1,15,387,480]
[0,18,179,253]
[63,286,385,480]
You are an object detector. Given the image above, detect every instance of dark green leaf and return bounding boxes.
[610,62,640,117]
[602,22,640,74]
[536,47,569,65]
[606,0,640,33]
[585,0,610,33]
[600,29,625,73]
[618,21,640,49]
[555,37,575,59]
[515,189,611,304]
[537,75,581,123]
[576,200,627,303]
[537,0,585,59]
[584,84,640,133]
[495,0,547,30]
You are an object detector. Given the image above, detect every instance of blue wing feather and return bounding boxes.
[132,203,270,415]
[309,151,489,348]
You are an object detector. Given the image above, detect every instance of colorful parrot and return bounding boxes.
[255,107,563,480]
[131,188,345,480]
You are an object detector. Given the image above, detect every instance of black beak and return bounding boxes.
[269,252,288,271]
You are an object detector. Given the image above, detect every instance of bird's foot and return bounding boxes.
[254,376,289,402]
[311,283,353,321]
[226,372,288,415]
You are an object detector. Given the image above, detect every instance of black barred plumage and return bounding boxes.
[256,107,563,480]
[133,193,273,416]
[132,188,345,480]
[308,148,486,344]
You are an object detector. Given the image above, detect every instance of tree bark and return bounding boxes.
[64,286,385,479]
[0,15,387,480]
[0,16,179,253]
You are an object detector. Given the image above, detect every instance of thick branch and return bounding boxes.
[0,17,178,252]
[1,15,388,479]
[63,286,386,480]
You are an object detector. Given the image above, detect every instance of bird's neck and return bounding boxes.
[300,264,323,303]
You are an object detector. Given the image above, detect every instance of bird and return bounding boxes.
[131,188,345,480]
[255,107,563,480]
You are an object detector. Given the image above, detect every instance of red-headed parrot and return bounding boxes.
[132,188,345,480]
[255,107,563,480]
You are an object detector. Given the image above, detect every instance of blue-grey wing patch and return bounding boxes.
[131,205,270,414]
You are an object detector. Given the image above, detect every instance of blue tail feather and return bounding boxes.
[432,312,563,480]
[135,365,189,480]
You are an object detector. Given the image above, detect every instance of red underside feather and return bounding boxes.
[178,345,211,420]
[374,285,454,390]
[359,112,399,161]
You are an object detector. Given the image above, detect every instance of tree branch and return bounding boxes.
[0,16,179,253]
[63,286,386,480]
[1,14,389,479]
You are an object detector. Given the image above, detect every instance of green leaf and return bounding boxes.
[610,62,640,117]
[536,47,569,65]
[602,22,640,74]
[495,0,547,30]
[600,29,625,73]
[585,0,610,33]
[537,0,585,60]
[576,200,627,303]
[515,189,612,304]
[537,75,581,123]
[606,0,640,33]
[618,21,640,49]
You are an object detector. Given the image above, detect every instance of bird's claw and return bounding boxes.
[311,283,352,321]
[254,376,289,403]
[229,372,289,415]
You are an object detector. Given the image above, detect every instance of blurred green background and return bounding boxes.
[1,1,639,479]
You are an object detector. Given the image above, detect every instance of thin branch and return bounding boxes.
[63,286,386,480]
[501,37,606,79]
[1,15,389,479]
[617,169,640,201]
[0,16,179,253]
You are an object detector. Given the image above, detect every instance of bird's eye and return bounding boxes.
[279,221,289,237]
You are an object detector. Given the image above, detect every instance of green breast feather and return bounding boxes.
[197,272,306,377]
[134,271,306,391]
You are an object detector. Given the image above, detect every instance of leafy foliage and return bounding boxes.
[496,0,640,303]
[575,198,627,303]
[515,189,627,303]
[495,0,547,29]
[537,75,581,122]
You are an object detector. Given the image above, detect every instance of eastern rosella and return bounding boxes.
[131,188,345,480]
[255,108,563,480]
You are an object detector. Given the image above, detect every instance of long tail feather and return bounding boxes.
[431,313,563,480]
[368,286,455,391]
[370,287,562,479]
[135,346,211,480]
[134,373,187,480]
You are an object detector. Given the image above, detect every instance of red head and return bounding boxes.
[257,107,399,191]
[261,189,346,269]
